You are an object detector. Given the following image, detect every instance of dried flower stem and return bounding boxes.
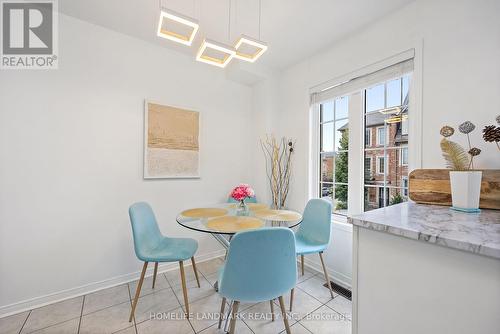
[260,135,295,209]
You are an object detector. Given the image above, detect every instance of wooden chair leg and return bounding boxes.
[289,288,294,311]
[270,300,275,321]
[278,296,291,334]
[129,261,148,322]
[191,257,201,288]
[218,297,226,328]
[229,301,240,334]
[179,261,190,318]
[152,262,158,289]
[301,254,305,276]
[319,252,334,298]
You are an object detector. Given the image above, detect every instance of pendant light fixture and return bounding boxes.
[196,0,236,68]
[233,0,267,62]
[157,0,199,46]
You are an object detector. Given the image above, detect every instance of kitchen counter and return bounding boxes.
[349,202,500,334]
[348,202,500,259]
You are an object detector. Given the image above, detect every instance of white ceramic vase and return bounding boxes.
[449,171,482,210]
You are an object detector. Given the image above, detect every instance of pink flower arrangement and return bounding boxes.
[230,184,255,202]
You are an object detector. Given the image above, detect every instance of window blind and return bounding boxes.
[311,55,414,104]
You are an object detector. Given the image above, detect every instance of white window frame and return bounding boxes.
[316,96,349,216]
[309,49,422,217]
[376,156,385,175]
[376,126,386,146]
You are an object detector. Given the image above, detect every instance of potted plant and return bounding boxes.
[439,122,482,211]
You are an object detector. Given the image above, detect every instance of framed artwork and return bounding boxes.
[144,101,200,179]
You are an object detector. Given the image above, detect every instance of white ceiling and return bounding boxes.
[59,0,413,72]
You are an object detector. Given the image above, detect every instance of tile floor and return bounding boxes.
[0,257,351,334]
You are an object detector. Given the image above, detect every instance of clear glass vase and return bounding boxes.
[237,199,249,216]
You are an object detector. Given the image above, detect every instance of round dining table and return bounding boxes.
[177,203,302,330]
[177,203,303,250]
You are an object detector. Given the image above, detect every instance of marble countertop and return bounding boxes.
[348,202,500,259]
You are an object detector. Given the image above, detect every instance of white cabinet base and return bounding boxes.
[352,226,500,334]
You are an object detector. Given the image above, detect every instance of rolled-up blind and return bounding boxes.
[311,52,414,104]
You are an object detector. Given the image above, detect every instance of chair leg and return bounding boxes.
[191,257,201,288]
[278,296,291,334]
[289,288,294,311]
[229,301,240,334]
[319,252,334,299]
[152,262,158,289]
[301,254,305,276]
[129,261,148,322]
[270,300,275,321]
[218,297,226,328]
[179,261,190,318]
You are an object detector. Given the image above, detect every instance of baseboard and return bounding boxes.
[303,257,352,290]
[0,249,225,318]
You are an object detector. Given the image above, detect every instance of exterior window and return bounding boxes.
[401,118,409,135]
[377,127,386,146]
[402,176,409,196]
[364,157,372,179]
[365,128,371,147]
[364,75,411,211]
[401,147,408,166]
[376,156,385,174]
[319,96,349,215]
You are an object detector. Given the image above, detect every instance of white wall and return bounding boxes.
[0,14,252,314]
[252,0,500,287]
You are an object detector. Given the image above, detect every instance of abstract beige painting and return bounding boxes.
[144,101,200,178]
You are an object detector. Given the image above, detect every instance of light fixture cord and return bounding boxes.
[258,0,261,39]
[228,0,231,42]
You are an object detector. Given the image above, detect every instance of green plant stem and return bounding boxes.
[467,133,474,170]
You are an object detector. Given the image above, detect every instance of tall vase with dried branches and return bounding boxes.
[260,135,296,209]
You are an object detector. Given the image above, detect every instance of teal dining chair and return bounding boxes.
[128,202,200,321]
[290,198,334,311]
[217,227,296,334]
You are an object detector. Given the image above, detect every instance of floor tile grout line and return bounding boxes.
[126,283,138,334]
[17,309,31,334]
[322,300,352,321]
[165,270,196,334]
[80,298,134,318]
[295,278,338,305]
[20,316,82,334]
[77,295,85,334]
[293,321,315,334]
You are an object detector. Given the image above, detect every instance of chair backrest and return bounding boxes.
[219,227,296,303]
[296,198,332,246]
[227,196,257,203]
[128,202,163,260]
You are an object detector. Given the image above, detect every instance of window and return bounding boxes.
[402,176,409,196]
[364,157,372,179]
[365,128,371,147]
[363,75,411,211]
[401,118,408,135]
[376,127,386,146]
[319,96,349,215]
[312,58,413,215]
[400,147,408,166]
[376,156,385,174]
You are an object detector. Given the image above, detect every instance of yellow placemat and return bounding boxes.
[254,209,302,222]
[206,216,264,232]
[227,203,269,211]
[181,208,228,218]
